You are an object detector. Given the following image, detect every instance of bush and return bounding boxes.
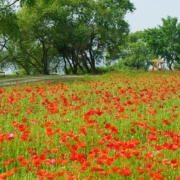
[173,62,180,70]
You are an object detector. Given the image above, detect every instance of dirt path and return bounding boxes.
[0,75,85,87]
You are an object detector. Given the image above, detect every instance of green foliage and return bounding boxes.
[64,65,114,75]
[144,16,180,70]
[0,0,135,74]
[173,62,180,70]
[0,3,18,37]
[112,60,135,71]
[20,0,36,6]
[96,66,113,74]
[111,31,153,70]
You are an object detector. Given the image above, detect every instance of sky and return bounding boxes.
[125,0,180,32]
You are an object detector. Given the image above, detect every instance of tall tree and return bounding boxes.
[1,0,135,74]
[144,16,180,70]
[0,0,19,71]
[54,0,135,73]
[16,3,61,74]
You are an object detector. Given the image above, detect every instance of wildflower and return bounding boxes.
[119,168,132,176]
[20,160,28,166]
[6,133,15,141]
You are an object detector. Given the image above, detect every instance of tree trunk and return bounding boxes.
[78,64,85,73]
[168,64,172,70]
[167,60,173,71]
[42,52,49,74]
[41,41,49,74]
[81,52,91,73]
[71,48,78,74]
[89,48,97,74]
[63,57,69,74]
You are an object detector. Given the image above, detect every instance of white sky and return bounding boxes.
[125,0,180,32]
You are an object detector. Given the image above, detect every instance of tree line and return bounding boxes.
[111,16,180,71]
[1,0,180,75]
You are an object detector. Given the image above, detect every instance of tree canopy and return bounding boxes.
[116,31,152,70]
[144,16,180,70]
[0,0,135,74]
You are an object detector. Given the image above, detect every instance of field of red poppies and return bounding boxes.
[1,71,180,180]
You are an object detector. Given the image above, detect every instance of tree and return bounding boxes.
[0,0,38,73]
[0,0,135,74]
[118,31,153,70]
[144,16,180,70]
[16,3,62,74]
[88,0,135,73]
[54,0,135,74]
[0,1,19,71]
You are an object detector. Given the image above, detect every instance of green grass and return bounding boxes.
[1,71,180,179]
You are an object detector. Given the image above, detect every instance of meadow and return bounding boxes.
[1,71,180,180]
